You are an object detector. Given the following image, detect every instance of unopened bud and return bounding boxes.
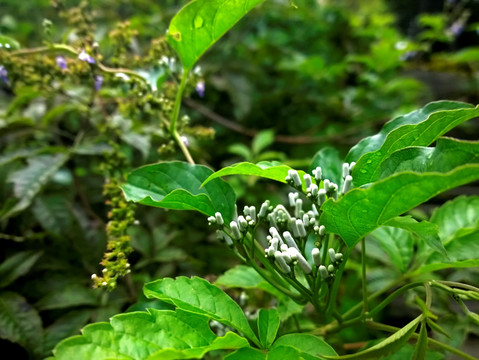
[295,198,303,218]
[342,163,350,178]
[312,166,322,181]
[249,206,256,222]
[303,174,312,188]
[342,175,353,194]
[230,221,242,240]
[323,179,330,193]
[207,216,216,225]
[318,189,327,205]
[275,251,291,273]
[215,212,224,225]
[238,216,248,231]
[302,214,310,227]
[328,264,335,273]
[328,248,336,264]
[288,170,302,187]
[349,162,356,172]
[312,248,321,266]
[319,265,329,279]
[296,219,307,238]
[335,253,343,262]
[288,192,298,207]
[295,251,312,274]
[258,201,270,218]
[283,231,299,250]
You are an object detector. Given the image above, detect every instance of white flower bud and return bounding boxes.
[258,201,270,218]
[269,227,280,239]
[91,274,97,280]
[268,213,278,228]
[290,218,300,237]
[238,216,248,231]
[319,265,329,279]
[335,253,343,262]
[288,247,299,261]
[312,204,319,217]
[249,206,256,222]
[266,246,275,257]
[308,183,318,197]
[102,268,107,273]
[270,237,279,251]
[102,281,108,287]
[281,250,292,263]
[224,235,233,246]
[215,212,224,225]
[280,243,289,252]
[312,166,322,181]
[288,170,302,187]
[303,214,310,227]
[230,221,242,240]
[312,248,321,266]
[318,225,326,236]
[328,264,335,273]
[283,231,299,250]
[342,163,350,178]
[243,206,250,217]
[288,192,298,207]
[349,162,356,172]
[296,219,307,238]
[303,174,312,188]
[275,252,291,273]
[296,252,312,274]
[295,198,303,218]
[328,248,337,264]
[323,179,330,193]
[207,216,216,225]
[318,189,327,205]
[342,175,353,194]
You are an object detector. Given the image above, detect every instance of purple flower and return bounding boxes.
[78,50,95,64]
[0,65,9,84]
[56,56,67,70]
[195,81,205,97]
[94,75,104,91]
[180,135,189,147]
[449,21,465,37]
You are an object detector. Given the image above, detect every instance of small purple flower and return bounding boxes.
[78,50,95,64]
[449,21,465,37]
[94,75,104,91]
[0,65,9,84]
[195,81,205,98]
[180,135,189,147]
[56,56,67,70]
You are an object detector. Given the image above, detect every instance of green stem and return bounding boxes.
[366,321,479,360]
[436,281,479,293]
[325,248,350,318]
[367,282,424,318]
[170,69,189,134]
[361,237,368,314]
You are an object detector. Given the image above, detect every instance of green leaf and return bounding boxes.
[253,130,275,155]
[225,347,267,360]
[378,137,479,179]
[258,308,280,349]
[320,165,479,248]
[0,250,43,288]
[324,316,422,359]
[309,147,343,185]
[215,265,304,320]
[202,162,308,190]
[430,195,479,243]
[2,153,69,219]
[412,321,428,360]
[424,230,479,267]
[0,35,21,50]
[35,284,99,311]
[121,161,236,222]
[228,143,252,161]
[43,310,91,358]
[367,226,413,273]
[267,345,304,359]
[144,276,260,346]
[410,259,479,276]
[0,292,43,357]
[272,334,338,358]
[33,195,73,236]
[53,309,248,359]
[349,102,479,185]
[167,0,265,70]
[385,216,446,257]
[0,148,41,167]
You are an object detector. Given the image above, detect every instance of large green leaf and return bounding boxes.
[324,316,422,359]
[202,162,308,190]
[271,334,337,358]
[257,308,280,349]
[320,165,479,248]
[33,195,73,236]
[346,101,472,162]
[121,161,236,222]
[385,216,445,257]
[215,265,304,320]
[367,226,414,273]
[378,137,479,179]
[167,0,265,70]
[0,292,43,357]
[35,284,100,311]
[53,309,248,359]
[225,347,266,360]
[349,102,479,185]
[0,250,43,288]
[425,230,479,266]
[143,276,260,346]
[309,147,343,185]
[2,153,69,219]
[430,195,479,243]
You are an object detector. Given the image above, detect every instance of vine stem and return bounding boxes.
[367,321,479,360]
[169,69,195,164]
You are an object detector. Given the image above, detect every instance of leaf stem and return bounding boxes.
[361,237,368,314]
[366,321,479,360]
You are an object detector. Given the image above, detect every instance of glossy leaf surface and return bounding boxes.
[53,309,248,359]
[257,308,280,349]
[202,161,308,190]
[321,165,479,247]
[167,0,265,70]
[144,276,260,346]
[272,333,338,358]
[122,162,236,222]
[350,102,479,185]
